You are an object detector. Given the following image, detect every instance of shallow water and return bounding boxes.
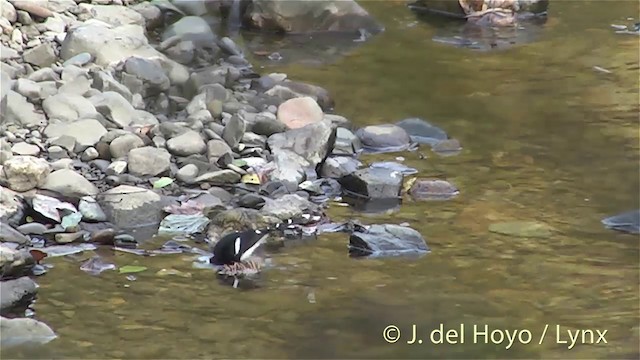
[6,1,640,359]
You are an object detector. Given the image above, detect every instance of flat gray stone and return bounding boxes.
[42,169,99,198]
[127,146,171,177]
[99,185,164,228]
[166,130,206,156]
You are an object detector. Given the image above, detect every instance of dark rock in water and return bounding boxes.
[349,224,429,258]
[602,210,640,234]
[344,197,402,215]
[339,167,403,199]
[409,179,459,201]
[370,161,418,175]
[356,124,412,153]
[395,118,447,145]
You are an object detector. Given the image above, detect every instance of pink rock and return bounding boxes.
[276,96,323,129]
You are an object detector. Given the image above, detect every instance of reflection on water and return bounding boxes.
[5,1,639,359]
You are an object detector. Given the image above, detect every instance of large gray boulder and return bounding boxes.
[42,169,99,198]
[3,91,47,128]
[43,119,108,152]
[349,224,429,258]
[127,147,171,177]
[267,119,336,169]
[0,277,37,311]
[339,167,403,199]
[60,21,188,85]
[99,185,165,229]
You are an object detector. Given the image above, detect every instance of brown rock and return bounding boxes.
[276,96,323,129]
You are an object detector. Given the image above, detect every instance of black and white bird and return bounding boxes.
[210,227,274,267]
[209,212,326,275]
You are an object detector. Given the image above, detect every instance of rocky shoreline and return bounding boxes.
[0,0,469,346]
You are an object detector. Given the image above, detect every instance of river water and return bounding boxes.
[6,1,639,359]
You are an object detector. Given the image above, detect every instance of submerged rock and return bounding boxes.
[349,224,429,258]
[244,0,383,34]
[80,256,116,276]
[489,221,554,238]
[0,317,57,348]
[339,167,403,199]
[395,117,447,145]
[602,210,640,235]
[409,179,459,201]
[370,162,418,175]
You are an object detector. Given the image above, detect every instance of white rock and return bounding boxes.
[42,93,98,122]
[47,119,107,149]
[166,130,206,156]
[0,0,16,23]
[79,4,145,27]
[127,147,171,176]
[4,91,47,128]
[13,78,41,101]
[106,160,127,175]
[89,91,135,128]
[0,317,57,348]
[11,142,40,156]
[109,133,144,159]
[1,156,50,192]
[276,96,324,129]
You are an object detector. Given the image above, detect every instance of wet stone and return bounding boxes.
[409,179,459,201]
[601,210,640,235]
[356,124,412,153]
[395,117,448,145]
[349,224,429,258]
[339,167,403,199]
